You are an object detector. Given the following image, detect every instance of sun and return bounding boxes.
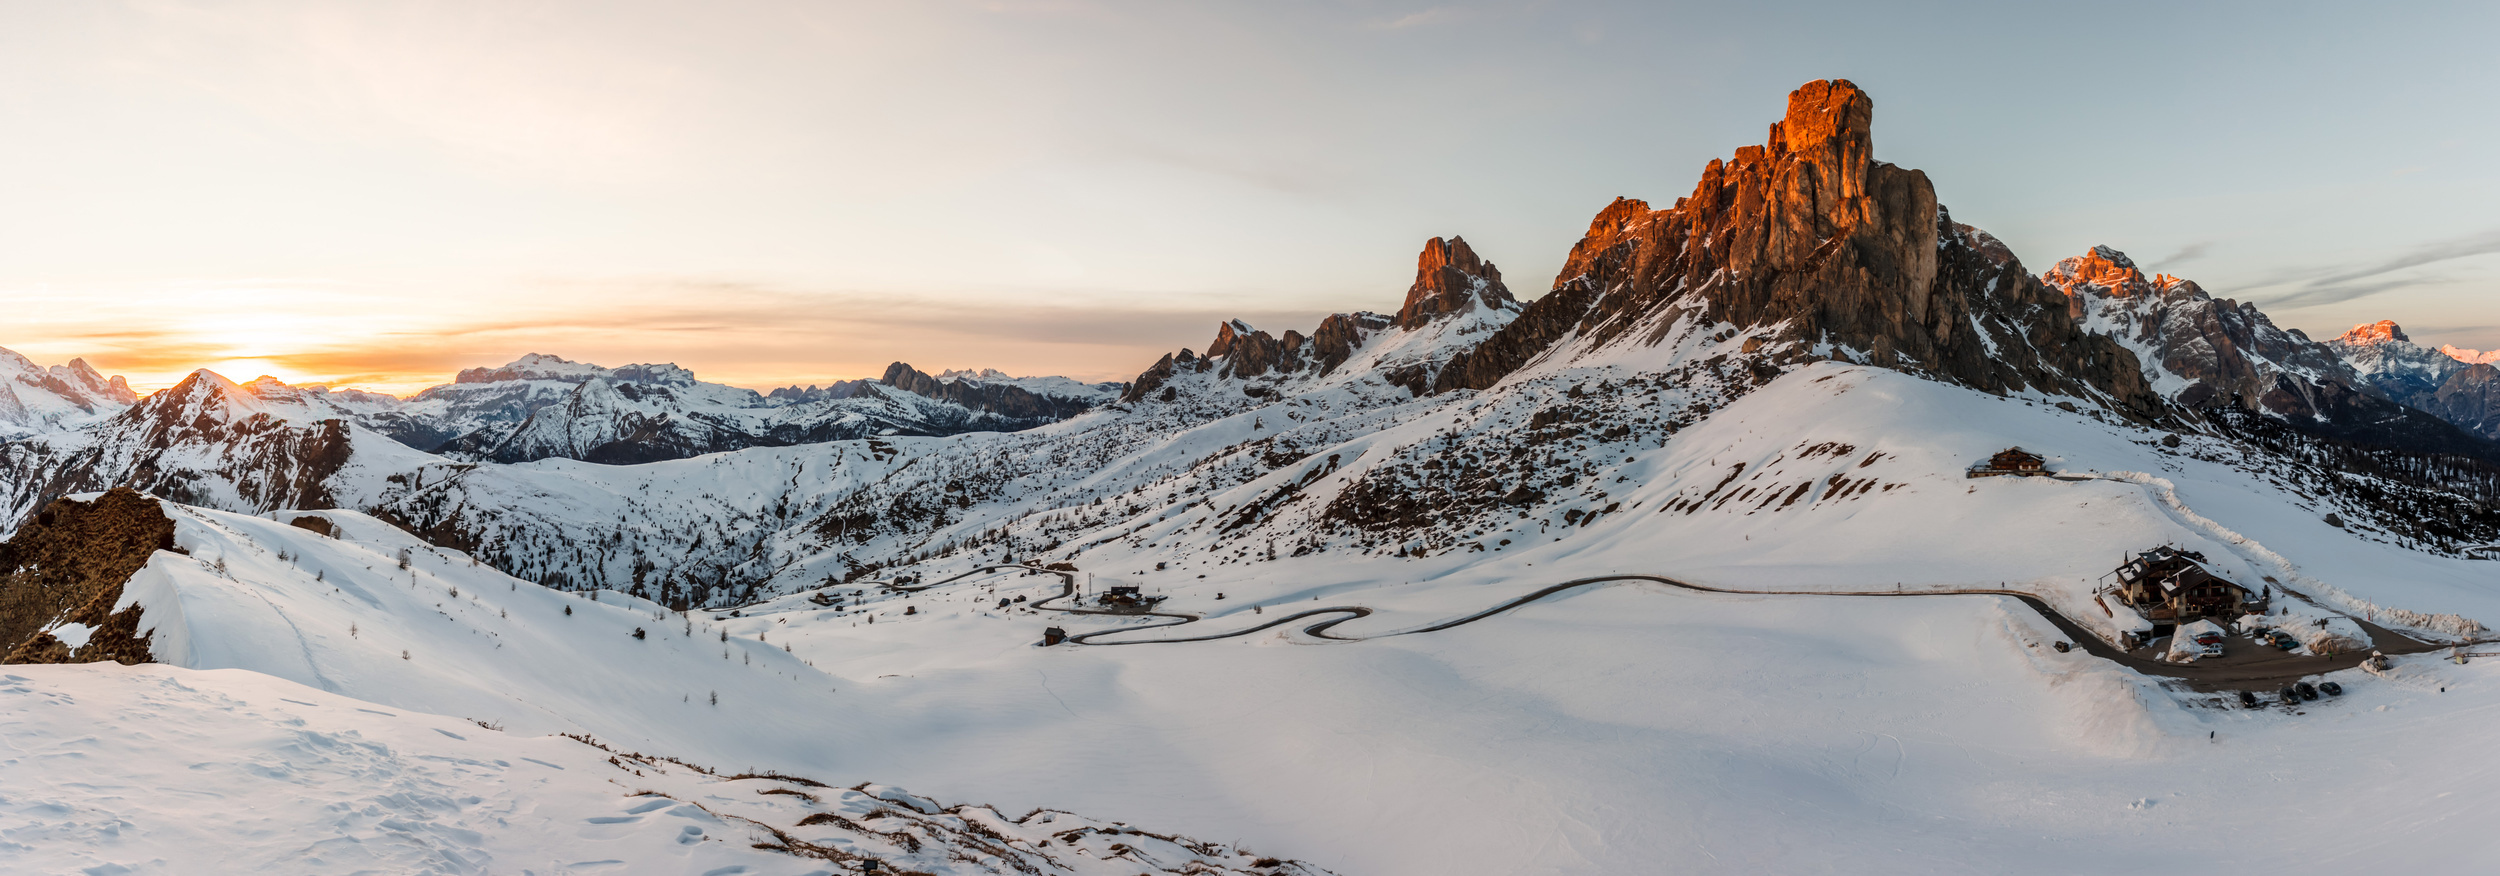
[197,357,322,388]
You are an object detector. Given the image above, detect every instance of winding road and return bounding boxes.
[870,564,2449,692]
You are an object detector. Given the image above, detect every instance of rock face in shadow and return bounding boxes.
[878,363,1102,421]
[2430,364,2500,440]
[1,488,175,665]
[1429,79,2162,419]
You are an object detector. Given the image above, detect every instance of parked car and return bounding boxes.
[2279,687,2300,705]
[2319,681,2344,697]
[2295,682,2319,701]
[2237,690,2259,708]
[2270,632,2299,650]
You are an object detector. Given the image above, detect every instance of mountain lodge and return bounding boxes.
[2098,546,2266,633]
[1967,447,2049,478]
[1097,585,1166,613]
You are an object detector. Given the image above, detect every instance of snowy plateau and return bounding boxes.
[6,79,2500,875]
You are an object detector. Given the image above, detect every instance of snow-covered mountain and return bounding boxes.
[2043,247,2495,456]
[2328,320,2500,442]
[412,354,1123,463]
[0,347,136,439]
[0,355,1124,530]
[10,79,2500,874]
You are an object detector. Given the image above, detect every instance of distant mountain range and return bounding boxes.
[1,351,1120,462]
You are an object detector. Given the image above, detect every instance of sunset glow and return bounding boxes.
[2,1,2495,395]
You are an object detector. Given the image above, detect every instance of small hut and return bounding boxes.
[1968,447,2050,478]
[1041,626,1067,646]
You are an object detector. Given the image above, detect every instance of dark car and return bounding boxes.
[2237,690,2259,708]
[2270,632,2299,650]
[2295,682,2319,701]
[2279,687,2300,705]
[2319,681,2344,697]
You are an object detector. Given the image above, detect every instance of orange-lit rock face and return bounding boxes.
[1429,78,2159,416]
[1395,236,1514,330]
[2041,246,2206,321]
[2338,320,2410,346]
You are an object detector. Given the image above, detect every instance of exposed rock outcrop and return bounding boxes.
[1430,80,2160,417]
[1395,236,1517,329]
[1118,236,1518,402]
[1,488,174,664]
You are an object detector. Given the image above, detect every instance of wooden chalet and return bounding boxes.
[1096,584,1165,613]
[2099,546,2265,631]
[1967,447,2050,478]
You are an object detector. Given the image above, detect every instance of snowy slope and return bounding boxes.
[0,666,1330,876]
[15,485,2500,875]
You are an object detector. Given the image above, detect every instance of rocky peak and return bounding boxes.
[2442,345,2500,366]
[1206,320,1259,360]
[1433,79,2159,417]
[1395,236,1516,329]
[2042,246,2201,309]
[53,359,136,406]
[2336,320,2410,346]
[1758,78,1875,228]
[452,355,701,388]
[456,353,601,385]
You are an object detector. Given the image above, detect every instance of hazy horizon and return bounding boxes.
[7,1,2497,394]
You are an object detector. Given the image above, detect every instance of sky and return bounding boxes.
[3,0,2496,395]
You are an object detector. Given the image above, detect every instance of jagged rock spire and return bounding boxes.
[1395,237,1515,329]
[1428,78,2163,418]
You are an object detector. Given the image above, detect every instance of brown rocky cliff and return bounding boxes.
[1,487,176,665]
[1434,79,2161,418]
[1396,236,1516,329]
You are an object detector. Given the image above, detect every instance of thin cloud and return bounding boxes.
[2154,241,2213,266]
[2254,229,2500,308]
[1368,6,1472,30]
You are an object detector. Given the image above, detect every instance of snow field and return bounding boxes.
[0,665,1325,876]
[743,568,2500,874]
